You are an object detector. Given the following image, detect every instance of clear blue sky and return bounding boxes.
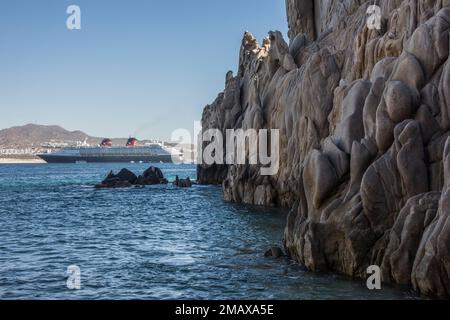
[0,0,288,140]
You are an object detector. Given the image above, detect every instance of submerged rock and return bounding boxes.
[264,246,284,258]
[197,1,450,297]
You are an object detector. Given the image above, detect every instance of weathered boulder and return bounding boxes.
[411,137,450,297]
[381,192,441,285]
[137,166,168,185]
[95,168,137,188]
[96,166,168,188]
[116,168,138,184]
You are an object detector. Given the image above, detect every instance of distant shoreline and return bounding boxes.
[0,158,45,164]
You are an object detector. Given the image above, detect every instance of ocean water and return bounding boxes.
[0,163,420,299]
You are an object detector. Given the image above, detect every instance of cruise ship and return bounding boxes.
[37,138,183,163]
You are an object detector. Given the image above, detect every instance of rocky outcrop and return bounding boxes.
[136,166,168,185]
[95,169,137,188]
[198,0,450,297]
[96,166,168,188]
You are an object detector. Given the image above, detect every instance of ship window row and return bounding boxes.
[80,148,162,155]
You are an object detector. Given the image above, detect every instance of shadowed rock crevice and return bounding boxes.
[198,0,450,297]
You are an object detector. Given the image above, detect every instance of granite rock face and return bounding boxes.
[198,0,450,297]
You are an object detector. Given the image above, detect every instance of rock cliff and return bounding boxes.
[197,0,450,297]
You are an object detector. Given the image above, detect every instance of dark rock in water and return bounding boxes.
[96,167,168,188]
[144,166,164,180]
[137,166,168,185]
[173,175,193,188]
[95,169,137,188]
[264,246,284,258]
[116,168,138,184]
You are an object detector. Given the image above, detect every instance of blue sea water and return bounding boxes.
[0,163,420,299]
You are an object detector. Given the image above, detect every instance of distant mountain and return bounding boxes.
[0,124,126,148]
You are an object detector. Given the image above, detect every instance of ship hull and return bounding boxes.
[37,154,178,164]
